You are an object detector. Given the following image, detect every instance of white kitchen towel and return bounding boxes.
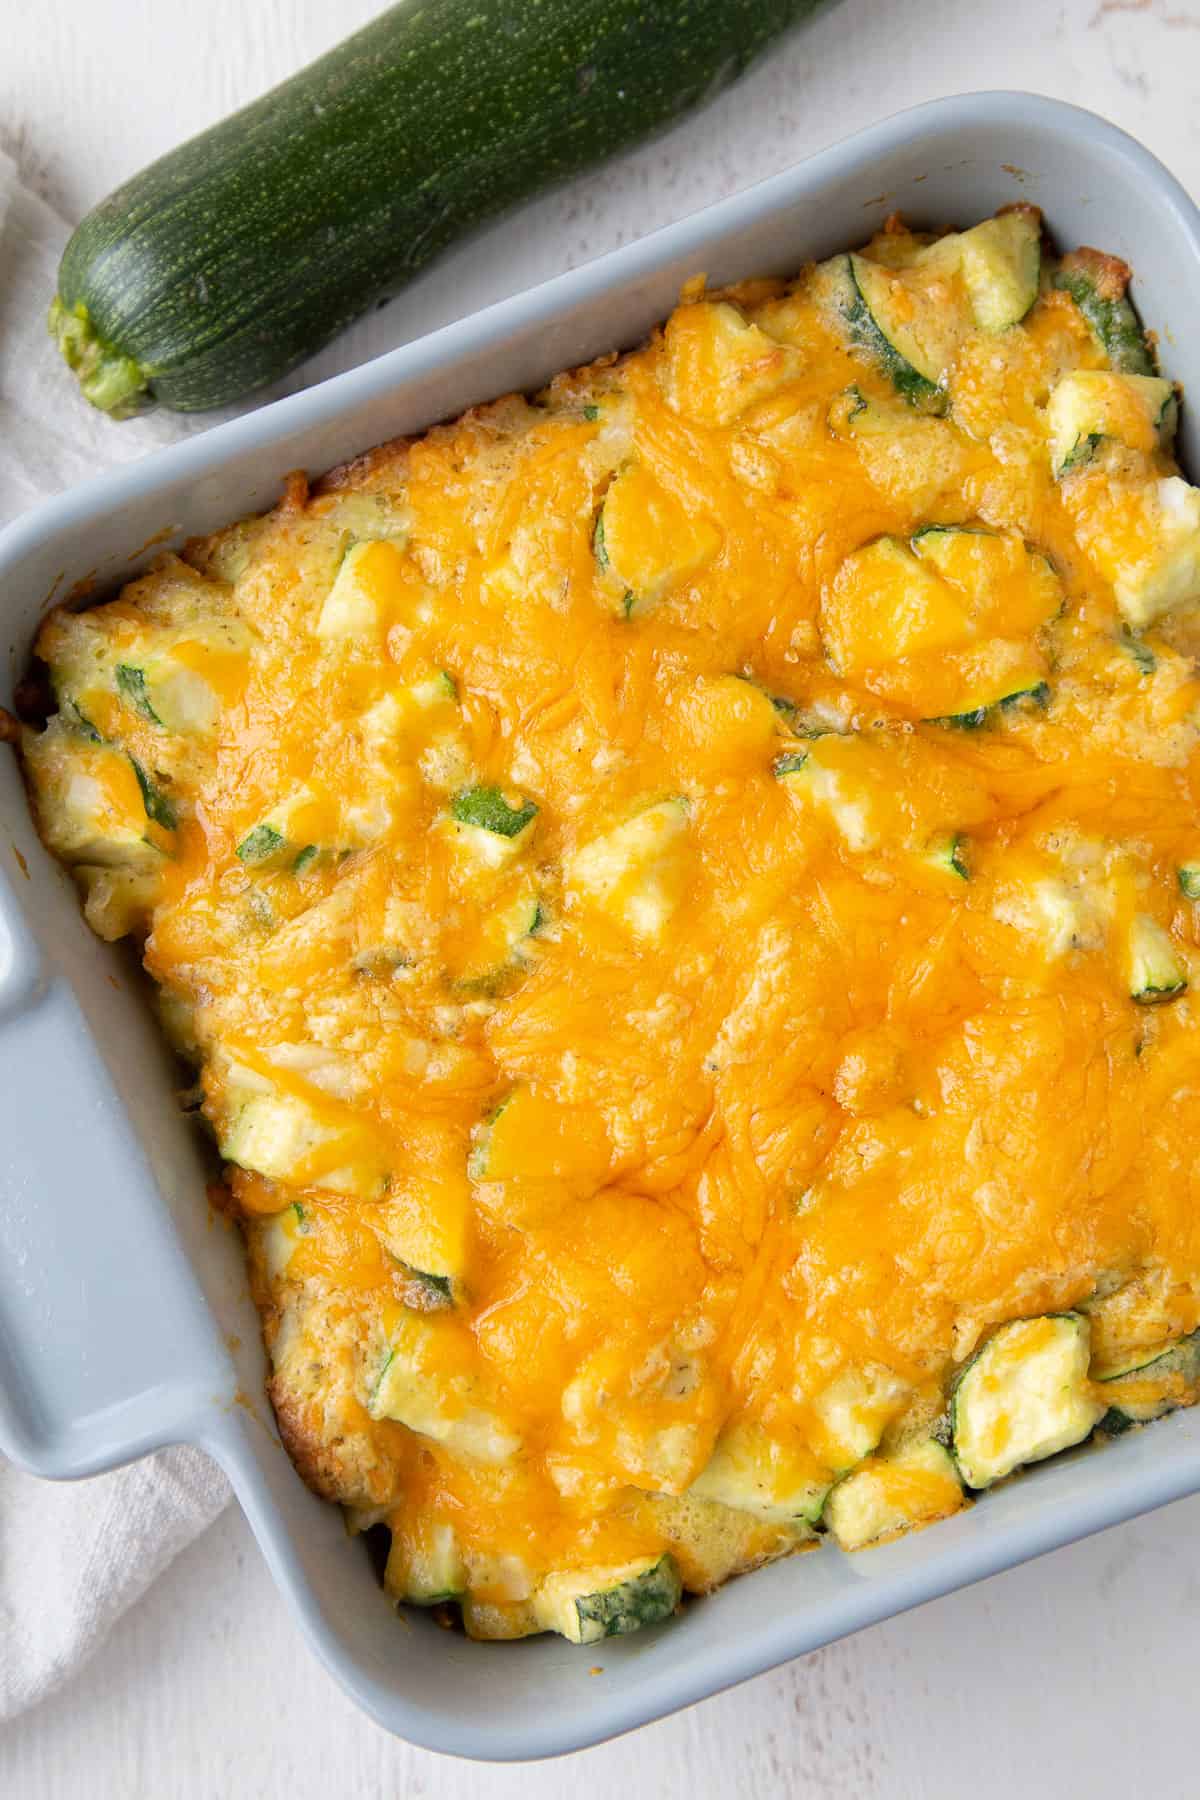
[0,150,235,1722]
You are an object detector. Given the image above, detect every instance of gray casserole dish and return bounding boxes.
[1,92,1198,1759]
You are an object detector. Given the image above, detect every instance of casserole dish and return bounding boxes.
[1,91,1198,1758]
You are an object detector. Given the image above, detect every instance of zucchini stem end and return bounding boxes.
[48,296,154,419]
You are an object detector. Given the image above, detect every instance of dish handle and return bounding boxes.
[0,968,233,1478]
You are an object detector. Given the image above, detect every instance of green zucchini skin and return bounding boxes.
[1051,248,1156,377]
[54,0,822,415]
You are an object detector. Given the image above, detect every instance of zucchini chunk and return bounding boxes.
[1046,371,1177,477]
[821,530,1058,718]
[111,627,249,734]
[567,797,690,942]
[844,255,959,404]
[1126,913,1187,1003]
[236,803,325,870]
[130,759,178,831]
[690,1418,832,1527]
[75,863,163,942]
[236,823,288,866]
[1061,460,1200,629]
[773,737,887,854]
[1123,479,1200,630]
[22,718,170,870]
[384,1519,466,1606]
[441,784,538,872]
[461,1596,541,1641]
[316,539,408,638]
[468,1092,518,1181]
[768,695,845,741]
[1094,1331,1200,1425]
[773,748,809,777]
[929,682,1050,732]
[826,384,899,438]
[1085,1272,1196,1370]
[661,298,805,427]
[139,657,231,735]
[1177,863,1200,900]
[40,590,249,742]
[909,525,1062,633]
[532,1555,681,1645]
[390,1262,454,1311]
[360,670,457,742]
[810,1363,910,1473]
[360,670,466,796]
[451,785,537,837]
[593,463,719,616]
[869,207,1042,331]
[468,1084,611,1188]
[454,881,542,992]
[951,1314,1104,1490]
[993,871,1110,962]
[1003,680,1053,713]
[326,491,410,548]
[823,536,970,671]
[952,207,1042,332]
[813,525,1056,722]
[774,730,987,861]
[815,254,955,411]
[825,379,964,500]
[924,832,969,880]
[220,1090,330,1178]
[824,383,966,514]
[257,1199,308,1280]
[1053,248,1155,376]
[824,1438,964,1551]
[218,1083,389,1200]
[637,1491,807,1592]
[1031,880,1095,959]
[675,674,782,774]
[1120,628,1156,676]
[373,1170,470,1292]
[115,663,161,724]
[368,1317,521,1465]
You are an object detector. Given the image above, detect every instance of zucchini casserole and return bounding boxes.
[18,206,1200,1645]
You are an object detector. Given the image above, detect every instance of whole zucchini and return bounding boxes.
[51,0,822,417]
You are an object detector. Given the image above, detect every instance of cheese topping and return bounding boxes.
[20,209,1200,1640]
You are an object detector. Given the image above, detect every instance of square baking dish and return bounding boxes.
[1,91,1198,1760]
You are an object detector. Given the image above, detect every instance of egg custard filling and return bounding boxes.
[18,206,1200,1644]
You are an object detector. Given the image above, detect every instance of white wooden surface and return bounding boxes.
[3,1,1200,1792]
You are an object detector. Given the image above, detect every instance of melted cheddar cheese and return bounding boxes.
[21,208,1200,1642]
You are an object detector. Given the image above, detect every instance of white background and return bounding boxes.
[4,1,1200,1793]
